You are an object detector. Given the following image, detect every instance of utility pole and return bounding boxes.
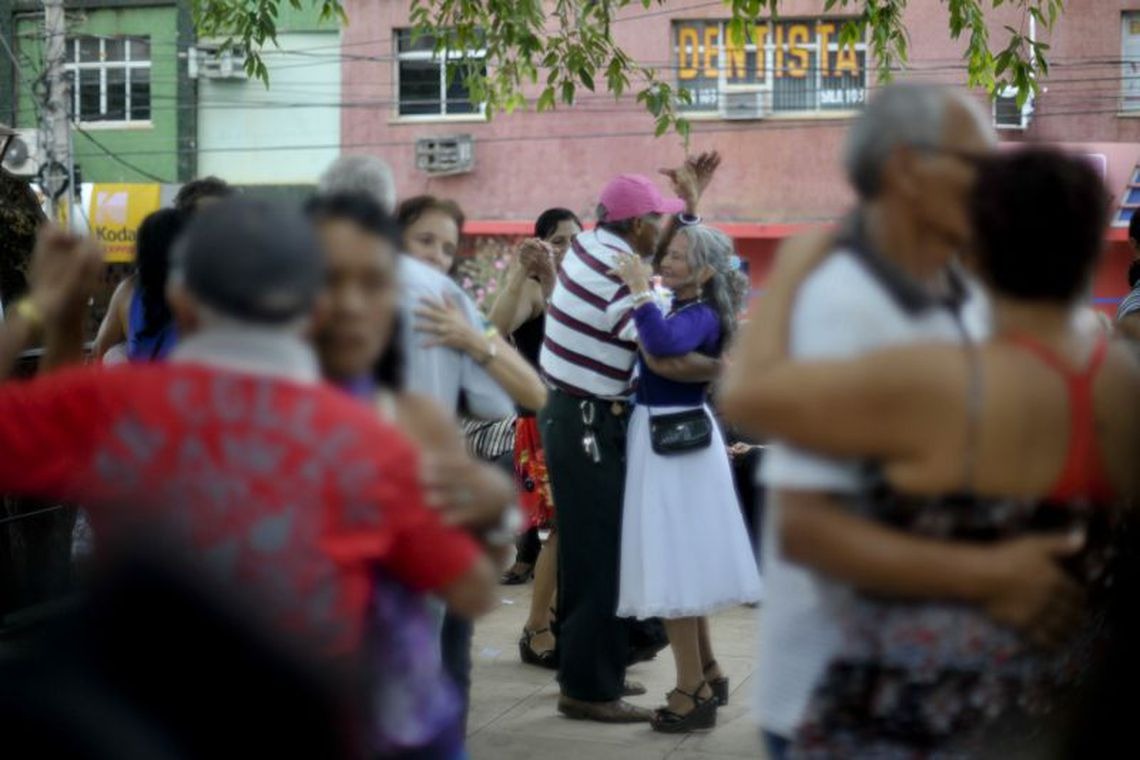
[40,0,72,222]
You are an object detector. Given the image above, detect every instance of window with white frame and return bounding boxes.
[64,35,151,124]
[993,86,1032,130]
[674,18,867,116]
[395,29,485,117]
[1123,13,1140,112]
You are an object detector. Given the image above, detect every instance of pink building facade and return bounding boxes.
[340,0,1140,306]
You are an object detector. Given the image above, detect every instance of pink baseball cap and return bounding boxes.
[597,174,685,223]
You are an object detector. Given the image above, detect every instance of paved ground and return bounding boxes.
[467,580,766,760]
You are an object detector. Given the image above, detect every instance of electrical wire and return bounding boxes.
[72,123,172,182]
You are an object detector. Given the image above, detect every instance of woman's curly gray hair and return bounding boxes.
[677,224,749,342]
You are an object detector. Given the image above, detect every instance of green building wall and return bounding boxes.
[12,3,181,183]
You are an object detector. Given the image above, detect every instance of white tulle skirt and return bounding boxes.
[617,404,762,619]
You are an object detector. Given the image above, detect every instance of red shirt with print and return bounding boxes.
[0,363,480,656]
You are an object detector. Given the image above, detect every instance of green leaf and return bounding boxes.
[728,17,746,47]
[994,53,1011,78]
[655,116,670,137]
[193,0,1064,144]
[676,118,692,142]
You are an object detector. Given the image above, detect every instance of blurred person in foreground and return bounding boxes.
[92,177,233,362]
[316,158,529,731]
[719,84,1096,760]
[318,158,517,421]
[724,148,1140,755]
[308,191,518,759]
[0,547,354,759]
[0,200,504,753]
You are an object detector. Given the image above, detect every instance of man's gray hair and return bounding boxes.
[843,84,987,199]
[318,155,397,214]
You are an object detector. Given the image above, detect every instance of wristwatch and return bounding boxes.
[477,339,498,366]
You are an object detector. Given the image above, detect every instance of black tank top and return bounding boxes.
[511,312,545,369]
[511,312,545,417]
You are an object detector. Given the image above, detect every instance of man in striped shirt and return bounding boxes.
[1117,211,1140,342]
[539,174,686,723]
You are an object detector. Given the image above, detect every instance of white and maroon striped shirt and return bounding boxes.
[539,228,640,400]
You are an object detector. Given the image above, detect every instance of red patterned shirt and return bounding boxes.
[0,363,480,656]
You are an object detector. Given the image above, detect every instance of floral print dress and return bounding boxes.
[790,479,1120,759]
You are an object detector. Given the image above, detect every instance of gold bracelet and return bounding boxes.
[14,298,43,333]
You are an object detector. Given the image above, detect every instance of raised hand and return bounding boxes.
[660,150,722,212]
[688,150,722,198]
[28,226,103,325]
[518,238,556,287]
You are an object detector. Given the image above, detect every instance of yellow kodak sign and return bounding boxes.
[88,183,161,263]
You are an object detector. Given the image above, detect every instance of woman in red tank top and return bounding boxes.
[723,148,1140,756]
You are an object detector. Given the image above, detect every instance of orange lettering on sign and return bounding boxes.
[786,23,810,78]
[703,25,719,78]
[677,26,699,80]
[834,43,859,77]
[754,24,769,79]
[774,24,784,78]
[725,30,748,81]
[816,22,835,78]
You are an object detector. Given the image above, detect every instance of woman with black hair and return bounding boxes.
[308,192,514,760]
[92,208,184,362]
[127,208,183,361]
[485,207,583,666]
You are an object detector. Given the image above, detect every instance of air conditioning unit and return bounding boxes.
[993,86,1033,130]
[416,135,475,175]
[1,128,42,177]
[720,88,770,121]
[189,44,249,81]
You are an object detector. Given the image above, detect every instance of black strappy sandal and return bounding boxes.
[651,682,718,734]
[519,627,557,670]
[500,563,534,585]
[704,660,730,706]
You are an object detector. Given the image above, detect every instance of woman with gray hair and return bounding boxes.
[611,223,762,733]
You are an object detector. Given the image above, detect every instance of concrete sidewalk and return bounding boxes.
[467,581,765,759]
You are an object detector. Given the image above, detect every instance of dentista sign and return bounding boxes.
[673,18,868,114]
[88,183,161,262]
